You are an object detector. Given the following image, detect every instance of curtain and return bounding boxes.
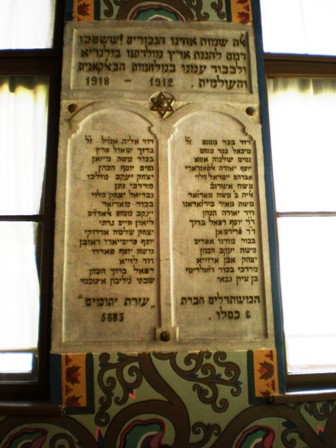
[0,76,49,215]
[0,0,55,49]
[260,0,336,55]
[0,222,40,353]
[267,78,336,212]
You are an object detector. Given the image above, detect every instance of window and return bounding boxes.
[0,0,64,400]
[260,0,336,56]
[0,76,49,380]
[257,0,336,390]
[0,0,56,50]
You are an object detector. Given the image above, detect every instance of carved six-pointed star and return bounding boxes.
[150,91,175,118]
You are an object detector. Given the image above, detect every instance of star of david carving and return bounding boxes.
[150,91,175,118]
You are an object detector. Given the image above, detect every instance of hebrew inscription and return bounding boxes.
[170,112,267,341]
[67,22,253,95]
[52,21,273,352]
[61,109,159,343]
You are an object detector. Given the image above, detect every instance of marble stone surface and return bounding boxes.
[52,21,273,352]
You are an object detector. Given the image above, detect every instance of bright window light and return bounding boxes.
[0,353,34,374]
[267,79,336,212]
[260,0,336,55]
[0,77,49,215]
[0,0,56,49]
[278,217,336,373]
[267,78,336,374]
[0,77,49,367]
[0,222,40,352]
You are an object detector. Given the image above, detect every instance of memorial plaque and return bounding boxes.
[52,21,273,352]
[62,21,259,101]
[170,110,268,342]
[62,109,159,344]
[71,26,251,94]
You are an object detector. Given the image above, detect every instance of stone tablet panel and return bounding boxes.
[63,21,258,101]
[170,110,269,342]
[52,21,274,352]
[59,108,160,345]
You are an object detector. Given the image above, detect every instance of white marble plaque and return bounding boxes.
[170,110,269,342]
[52,21,274,352]
[62,21,259,102]
[60,108,160,345]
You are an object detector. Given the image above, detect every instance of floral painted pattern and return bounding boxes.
[62,354,88,408]
[74,0,94,21]
[253,349,279,398]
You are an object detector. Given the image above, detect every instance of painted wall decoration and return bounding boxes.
[1,352,336,446]
[251,349,279,399]
[71,0,252,24]
[61,354,94,412]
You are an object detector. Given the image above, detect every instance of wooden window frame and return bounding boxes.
[0,1,64,401]
[265,55,336,393]
[253,1,336,394]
